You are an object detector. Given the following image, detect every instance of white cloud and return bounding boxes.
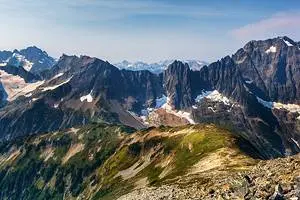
[230,12,300,42]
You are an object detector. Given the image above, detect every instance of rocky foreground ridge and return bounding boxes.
[0,123,299,200]
[119,153,300,200]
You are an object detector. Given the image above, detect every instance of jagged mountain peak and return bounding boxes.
[57,54,113,70]
[243,36,299,52]
[19,45,50,58]
[0,46,56,74]
[59,54,106,65]
[166,60,190,71]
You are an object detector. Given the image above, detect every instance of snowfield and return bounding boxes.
[0,70,44,101]
[195,90,231,105]
[139,95,195,125]
[265,46,277,54]
[42,76,72,92]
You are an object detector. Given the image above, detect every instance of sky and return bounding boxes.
[0,0,300,63]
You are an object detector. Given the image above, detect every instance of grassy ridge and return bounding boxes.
[0,123,256,200]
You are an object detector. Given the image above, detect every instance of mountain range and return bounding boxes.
[0,36,299,199]
[114,60,208,74]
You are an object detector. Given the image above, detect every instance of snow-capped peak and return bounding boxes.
[0,46,56,74]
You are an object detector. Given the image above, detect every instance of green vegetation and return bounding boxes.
[165,127,230,179]
[0,123,251,200]
[0,123,133,200]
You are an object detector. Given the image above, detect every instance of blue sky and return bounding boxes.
[0,0,300,63]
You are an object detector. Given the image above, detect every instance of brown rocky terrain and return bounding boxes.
[118,153,300,200]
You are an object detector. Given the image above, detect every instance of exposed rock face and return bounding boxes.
[118,154,300,200]
[233,36,300,104]
[121,69,163,110]
[1,65,41,82]
[0,50,12,62]
[163,61,193,109]
[191,56,247,103]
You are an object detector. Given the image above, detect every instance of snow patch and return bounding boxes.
[24,93,32,97]
[80,90,93,102]
[283,39,293,46]
[139,96,195,124]
[30,98,39,102]
[12,53,34,71]
[54,103,59,108]
[256,97,273,109]
[52,72,64,80]
[160,97,195,124]
[42,77,72,92]
[22,61,34,71]
[173,110,195,124]
[155,95,167,108]
[208,107,216,113]
[245,80,253,84]
[257,97,300,113]
[195,90,231,105]
[0,70,44,101]
[291,138,300,149]
[235,56,247,64]
[265,46,276,54]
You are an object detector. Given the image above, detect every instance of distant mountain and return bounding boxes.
[0,46,55,106]
[114,59,208,74]
[0,46,56,74]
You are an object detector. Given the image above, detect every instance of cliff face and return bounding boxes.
[163,61,193,109]
[233,36,300,103]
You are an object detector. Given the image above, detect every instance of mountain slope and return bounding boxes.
[0,55,164,140]
[0,123,261,200]
[0,123,298,200]
[0,64,43,105]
